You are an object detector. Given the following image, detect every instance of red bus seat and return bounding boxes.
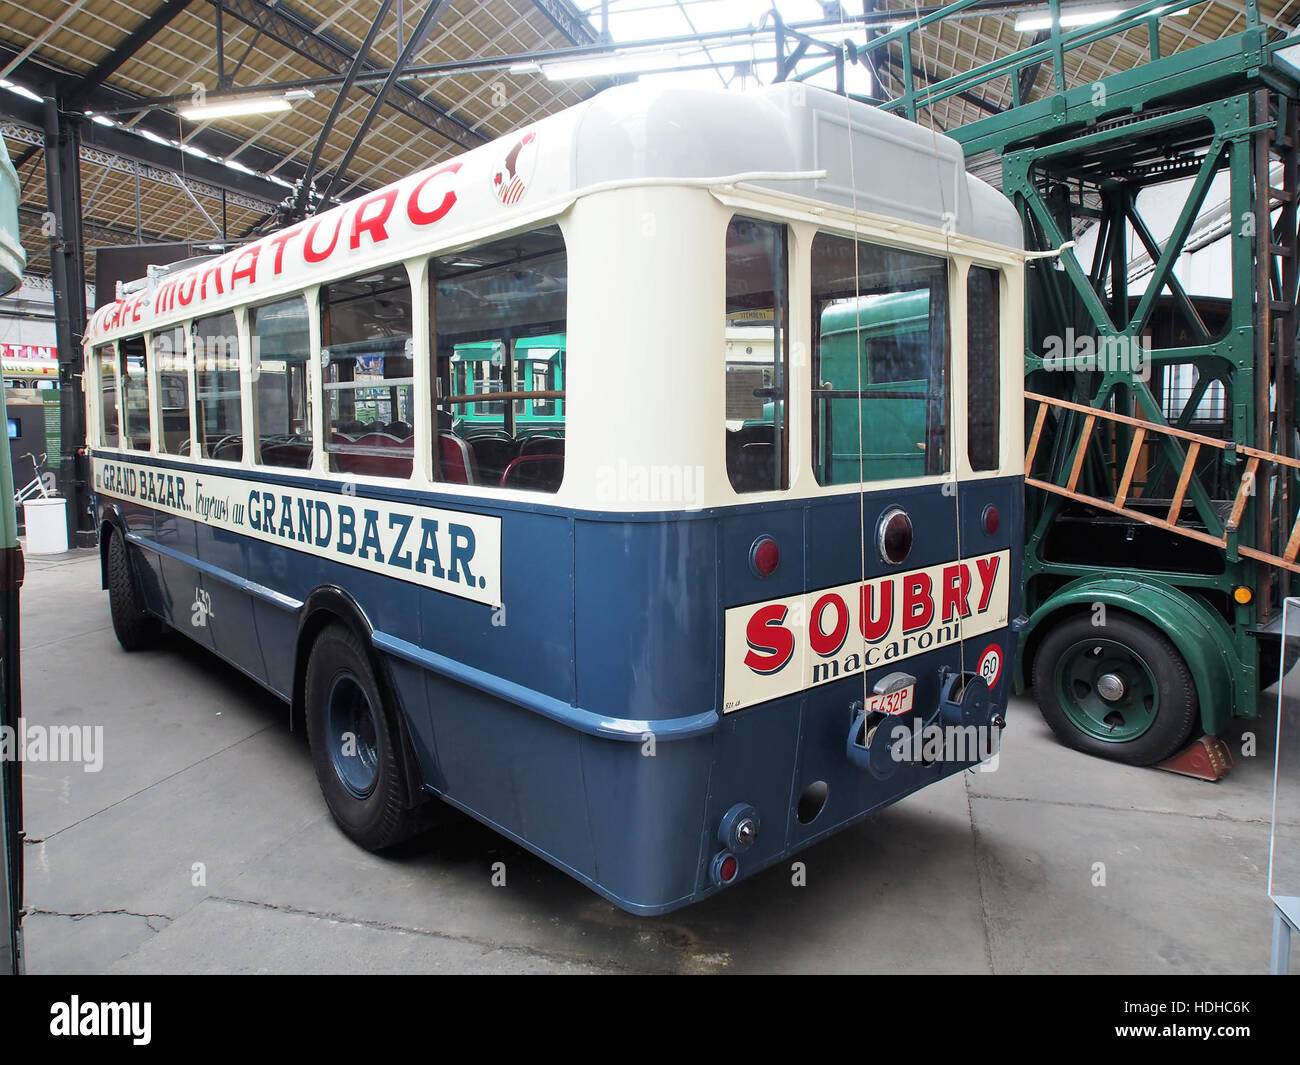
[500,453,564,492]
[333,432,413,478]
[438,432,476,485]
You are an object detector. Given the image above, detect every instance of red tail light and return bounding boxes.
[878,508,913,566]
[982,504,1000,535]
[750,536,780,577]
[710,851,739,886]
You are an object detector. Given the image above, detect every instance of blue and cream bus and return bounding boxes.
[85,82,1025,915]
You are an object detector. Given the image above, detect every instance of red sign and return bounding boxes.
[0,344,56,361]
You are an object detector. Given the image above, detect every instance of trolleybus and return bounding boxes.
[84,81,1025,914]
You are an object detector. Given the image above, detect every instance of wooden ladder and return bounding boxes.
[1025,391,1300,574]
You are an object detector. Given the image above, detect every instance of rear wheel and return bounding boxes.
[106,528,161,651]
[1033,612,1198,766]
[304,624,424,850]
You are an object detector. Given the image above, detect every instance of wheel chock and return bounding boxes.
[1155,735,1234,782]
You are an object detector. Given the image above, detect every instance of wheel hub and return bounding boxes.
[326,673,380,799]
[1055,637,1160,744]
[1096,672,1126,702]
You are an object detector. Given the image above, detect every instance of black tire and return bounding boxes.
[1032,612,1198,766]
[106,528,161,651]
[304,624,424,851]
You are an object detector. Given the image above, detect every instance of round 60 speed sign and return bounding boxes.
[978,643,1003,690]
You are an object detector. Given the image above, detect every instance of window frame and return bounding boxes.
[807,227,953,488]
[149,322,195,458]
[94,342,120,450]
[249,290,316,471]
[427,223,569,492]
[117,334,152,453]
[190,308,246,464]
[724,213,791,496]
[965,263,1002,474]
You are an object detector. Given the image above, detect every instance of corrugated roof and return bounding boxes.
[1,0,1295,285]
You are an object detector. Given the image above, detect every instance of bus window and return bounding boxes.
[193,311,243,462]
[811,234,949,484]
[320,267,413,478]
[95,344,119,448]
[251,295,312,470]
[119,336,150,451]
[725,216,788,493]
[967,266,1000,472]
[152,325,191,455]
[431,225,567,491]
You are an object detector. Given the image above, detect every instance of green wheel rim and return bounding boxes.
[1053,637,1159,743]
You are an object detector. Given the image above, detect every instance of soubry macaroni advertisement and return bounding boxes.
[724,550,1010,712]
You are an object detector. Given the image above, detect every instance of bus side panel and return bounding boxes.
[195,522,268,685]
[417,509,573,704]
[252,599,295,699]
[695,702,803,887]
[148,507,200,632]
[422,679,596,877]
[577,732,715,912]
[572,518,717,721]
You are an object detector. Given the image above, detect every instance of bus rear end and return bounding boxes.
[551,167,1023,912]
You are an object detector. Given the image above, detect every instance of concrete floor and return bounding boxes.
[14,548,1296,974]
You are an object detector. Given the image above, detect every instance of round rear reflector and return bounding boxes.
[877,508,913,566]
[710,851,739,887]
[982,504,1000,535]
[750,536,780,577]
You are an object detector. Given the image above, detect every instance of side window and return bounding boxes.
[193,311,243,461]
[811,233,949,484]
[430,225,567,492]
[96,344,119,448]
[967,266,1001,472]
[120,336,151,451]
[251,295,313,470]
[725,216,788,493]
[320,267,413,478]
[152,325,192,455]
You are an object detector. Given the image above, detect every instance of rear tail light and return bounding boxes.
[710,851,739,887]
[750,535,780,577]
[878,508,913,566]
[982,504,1000,535]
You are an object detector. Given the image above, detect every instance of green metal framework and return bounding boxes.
[787,0,1300,733]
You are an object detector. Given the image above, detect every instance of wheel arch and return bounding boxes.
[291,586,429,808]
[97,503,129,590]
[1018,576,1241,737]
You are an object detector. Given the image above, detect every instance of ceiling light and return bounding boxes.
[179,91,309,121]
[1014,6,1134,31]
[0,79,42,103]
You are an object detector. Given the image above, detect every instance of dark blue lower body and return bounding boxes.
[99,456,1022,914]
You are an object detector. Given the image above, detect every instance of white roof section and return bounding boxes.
[86,81,1021,346]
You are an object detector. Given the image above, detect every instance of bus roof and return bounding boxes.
[86,82,1021,347]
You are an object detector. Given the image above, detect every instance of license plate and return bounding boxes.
[868,684,914,716]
